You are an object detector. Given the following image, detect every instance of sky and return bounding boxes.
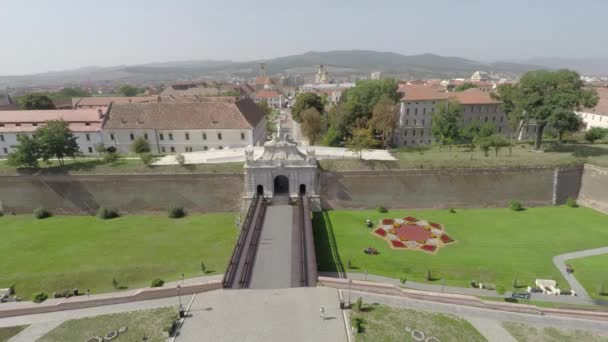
[0,0,607,75]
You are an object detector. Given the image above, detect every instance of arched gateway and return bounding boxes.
[273,175,289,195]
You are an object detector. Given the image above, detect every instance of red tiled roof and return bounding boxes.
[0,109,104,133]
[399,85,448,101]
[448,88,500,104]
[255,90,282,99]
[73,97,157,107]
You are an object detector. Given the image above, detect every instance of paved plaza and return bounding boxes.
[175,287,347,342]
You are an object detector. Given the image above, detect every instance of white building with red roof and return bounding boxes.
[577,87,608,130]
[253,90,283,108]
[0,108,106,157]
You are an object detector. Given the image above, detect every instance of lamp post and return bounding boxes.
[181,273,184,286]
[348,279,352,306]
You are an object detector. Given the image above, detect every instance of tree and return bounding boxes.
[585,127,606,143]
[116,85,139,97]
[368,95,397,148]
[55,87,89,99]
[454,82,477,92]
[18,93,55,110]
[346,127,377,159]
[291,92,324,122]
[300,107,322,145]
[548,109,583,143]
[515,70,598,150]
[36,120,80,166]
[431,100,463,150]
[131,137,151,154]
[491,84,520,156]
[7,134,41,168]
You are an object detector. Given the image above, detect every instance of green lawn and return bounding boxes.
[0,213,235,299]
[314,206,608,290]
[38,307,178,342]
[319,143,608,171]
[568,254,608,301]
[502,321,608,342]
[0,158,244,176]
[0,325,28,342]
[350,303,486,341]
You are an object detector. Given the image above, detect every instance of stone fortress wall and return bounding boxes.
[578,164,608,213]
[0,165,605,214]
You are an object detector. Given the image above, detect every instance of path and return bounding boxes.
[467,317,517,342]
[553,246,608,302]
[320,272,590,305]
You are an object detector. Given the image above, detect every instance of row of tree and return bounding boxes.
[291,69,598,151]
[7,121,80,167]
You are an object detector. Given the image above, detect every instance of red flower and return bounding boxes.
[430,222,441,229]
[404,216,417,222]
[440,235,454,243]
[421,245,437,252]
[374,228,387,237]
[391,240,406,248]
[382,219,394,225]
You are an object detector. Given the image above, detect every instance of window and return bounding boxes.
[2,148,7,154]
[404,130,408,137]
[203,146,208,151]
[414,108,418,115]
[420,129,424,137]
[217,133,222,140]
[241,132,245,140]
[498,127,503,133]
[185,146,192,152]
[15,123,20,127]
[492,116,496,122]
[170,146,175,153]
[85,122,90,126]
[202,133,207,140]
[159,133,165,140]
[484,117,488,122]
[33,123,38,126]
[405,119,409,125]
[500,116,504,123]
[185,132,190,140]
[88,147,93,153]
[161,147,166,153]
[84,133,90,141]
[406,108,410,115]
[413,119,417,126]
[0,134,3,142]
[413,130,416,137]
[130,133,134,141]
[422,119,425,126]
[423,108,426,115]
[144,133,149,140]
[169,133,173,140]
[110,133,115,141]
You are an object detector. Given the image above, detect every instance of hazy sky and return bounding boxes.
[1,0,607,75]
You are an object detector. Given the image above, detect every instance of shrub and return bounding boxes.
[151,278,165,287]
[97,207,119,220]
[497,285,506,295]
[449,208,456,213]
[566,197,579,208]
[201,261,207,274]
[509,200,524,211]
[376,206,388,213]
[168,206,186,219]
[33,207,51,219]
[102,151,120,164]
[0,211,3,217]
[585,127,606,143]
[354,297,363,312]
[131,136,151,154]
[112,278,119,289]
[176,154,186,166]
[352,317,364,333]
[32,292,48,303]
[425,269,432,281]
[140,152,155,166]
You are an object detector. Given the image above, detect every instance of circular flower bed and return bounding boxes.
[373,216,456,254]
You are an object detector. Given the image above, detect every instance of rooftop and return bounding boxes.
[73,96,157,107]
[0,109,104,132]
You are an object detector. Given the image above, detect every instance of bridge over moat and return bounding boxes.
[222,121,318,289]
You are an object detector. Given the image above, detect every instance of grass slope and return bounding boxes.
[568,254,608,301]
[502,322,608,342]
[0,214,235,299]
[351,303,486,341]
[315,207,608,289]
[38,307,177,342]
[0,325,28,342]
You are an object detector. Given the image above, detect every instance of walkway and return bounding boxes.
[320,272,591,305]
[553,246,608,302]
[249,204,296,289]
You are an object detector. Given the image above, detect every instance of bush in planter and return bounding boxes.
[33,207,51,219]
[151,278,165,287]
[376,206,388,213]
[168,206,186,219]
[32,292,48,303]
[97,207,119,220]
[509,200,524,212]
[566,197,579,208]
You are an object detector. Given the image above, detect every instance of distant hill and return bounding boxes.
[0,50,550,88]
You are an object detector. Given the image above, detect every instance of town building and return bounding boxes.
[253,90,283,108]
[159,82,244,98]
[101,98,266,154]
[394,86,537,146]
[0,108,106,157]
[471,71,491,82]
[314,65,331,84]
[577,87,608,130]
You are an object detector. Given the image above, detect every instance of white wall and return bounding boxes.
[577,111,608,130]
[0,131,103,157]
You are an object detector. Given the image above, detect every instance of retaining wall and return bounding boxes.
[578,164,608,214]
[0,173,244,214]
[319,167,582,210]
